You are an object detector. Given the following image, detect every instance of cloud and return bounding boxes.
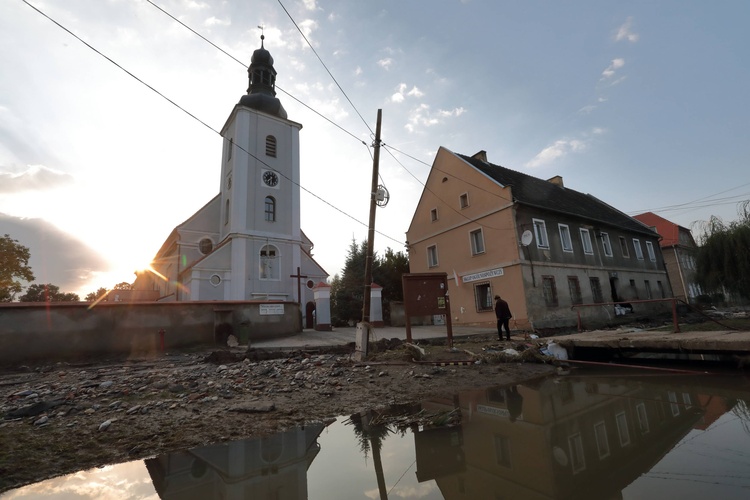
[391,83,424,103]
[438,107,465,117]
[0,213,110,297]
[407,86,424,98]
[377,58,394,70]
[354,66,363,76]
[601,58,625,79]
[615,17,639,42]
[0,165,74,194]
[298,19,318,39]
[404,105,465,133]
[526,139,588,168]
[204,16,230,27]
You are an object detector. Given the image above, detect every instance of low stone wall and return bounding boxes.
[0,301,301,364]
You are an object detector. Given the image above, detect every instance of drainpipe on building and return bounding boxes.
[674,246,687,302]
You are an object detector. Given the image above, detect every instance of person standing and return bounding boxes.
[494,295,512,341]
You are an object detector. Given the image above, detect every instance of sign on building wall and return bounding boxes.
[259,304,285,315]
[462,268,504,283]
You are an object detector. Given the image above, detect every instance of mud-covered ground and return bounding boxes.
[0,334,559,493]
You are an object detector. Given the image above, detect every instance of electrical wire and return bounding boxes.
[275,0,374,136]
[21,0,406,247]
[142,0,367,147]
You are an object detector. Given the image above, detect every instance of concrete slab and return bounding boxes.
[546,328,750,356]
[250,325,496,349]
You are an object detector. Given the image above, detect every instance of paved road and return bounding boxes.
[251,324,497,349]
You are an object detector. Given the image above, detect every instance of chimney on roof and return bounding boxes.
[472,150,487,162]
[547,175,564,187]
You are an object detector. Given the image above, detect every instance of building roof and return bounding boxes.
[632,212,689,247]
[455,150,657,237]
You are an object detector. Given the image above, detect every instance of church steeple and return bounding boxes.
[239,35,288,119]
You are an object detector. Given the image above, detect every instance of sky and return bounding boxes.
[1,0,749,299]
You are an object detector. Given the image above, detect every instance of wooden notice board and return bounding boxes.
[401,272,453,346]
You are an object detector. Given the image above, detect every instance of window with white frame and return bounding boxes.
[427,245,438,268]
[470,228,485,255]
[668,392,680,416]
[594,421,610,459]
[580,228,594,255]
[474,282,493,312]
[618,236,628,257]
[600,232,613,257]
[616,412,631,446]
[559,224,573,252]
[636,403,649,434]
[264,196,276,222]
[533,219,549,248]
[459,193,469,209]
[646,241,656,261]
[633,238,644,260]
[568,433,586,473]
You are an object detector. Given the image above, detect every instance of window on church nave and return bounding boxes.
[199,238,213,255]
[265,135,277,157]
[260,245,279,280]
[265,196,276,222]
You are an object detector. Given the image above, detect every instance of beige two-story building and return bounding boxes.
[406,147,672,331]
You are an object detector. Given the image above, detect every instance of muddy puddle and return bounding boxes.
[4,367,750,499]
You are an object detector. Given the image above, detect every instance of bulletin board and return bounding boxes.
[401,272,453,346]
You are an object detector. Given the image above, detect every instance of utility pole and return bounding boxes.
[355,109,382,360]
[362,109,382,324]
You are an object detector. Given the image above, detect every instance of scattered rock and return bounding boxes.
[228,402,276,413]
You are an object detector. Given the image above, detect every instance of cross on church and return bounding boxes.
[290,267,308,305]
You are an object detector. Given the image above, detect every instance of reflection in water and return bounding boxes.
[146,423,326,499]
[6,370,750,499]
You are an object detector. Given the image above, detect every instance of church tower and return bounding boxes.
[218,36,303,301]
[135,35,327,309]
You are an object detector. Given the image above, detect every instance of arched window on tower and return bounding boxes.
[264,196,276,222]
[265,135,277,157]
[259,245,279,280]
[225,199,230,225]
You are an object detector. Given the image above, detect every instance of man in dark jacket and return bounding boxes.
[494,295,512,341]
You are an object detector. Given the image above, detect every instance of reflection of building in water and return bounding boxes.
[417,377,709,499]
[145,423,325,499]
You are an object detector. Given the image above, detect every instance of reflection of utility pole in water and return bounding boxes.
[371,433,388,500]
[349,409,390,499]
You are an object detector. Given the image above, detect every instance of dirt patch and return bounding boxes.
[0,333,559,492]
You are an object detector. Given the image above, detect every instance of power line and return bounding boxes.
[275,0,374,136]
[142,0,367,147]
[22,0,405,247]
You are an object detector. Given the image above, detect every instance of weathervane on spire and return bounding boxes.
[258,24,265,43]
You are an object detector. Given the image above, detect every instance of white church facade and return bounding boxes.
[134,37,328,324]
